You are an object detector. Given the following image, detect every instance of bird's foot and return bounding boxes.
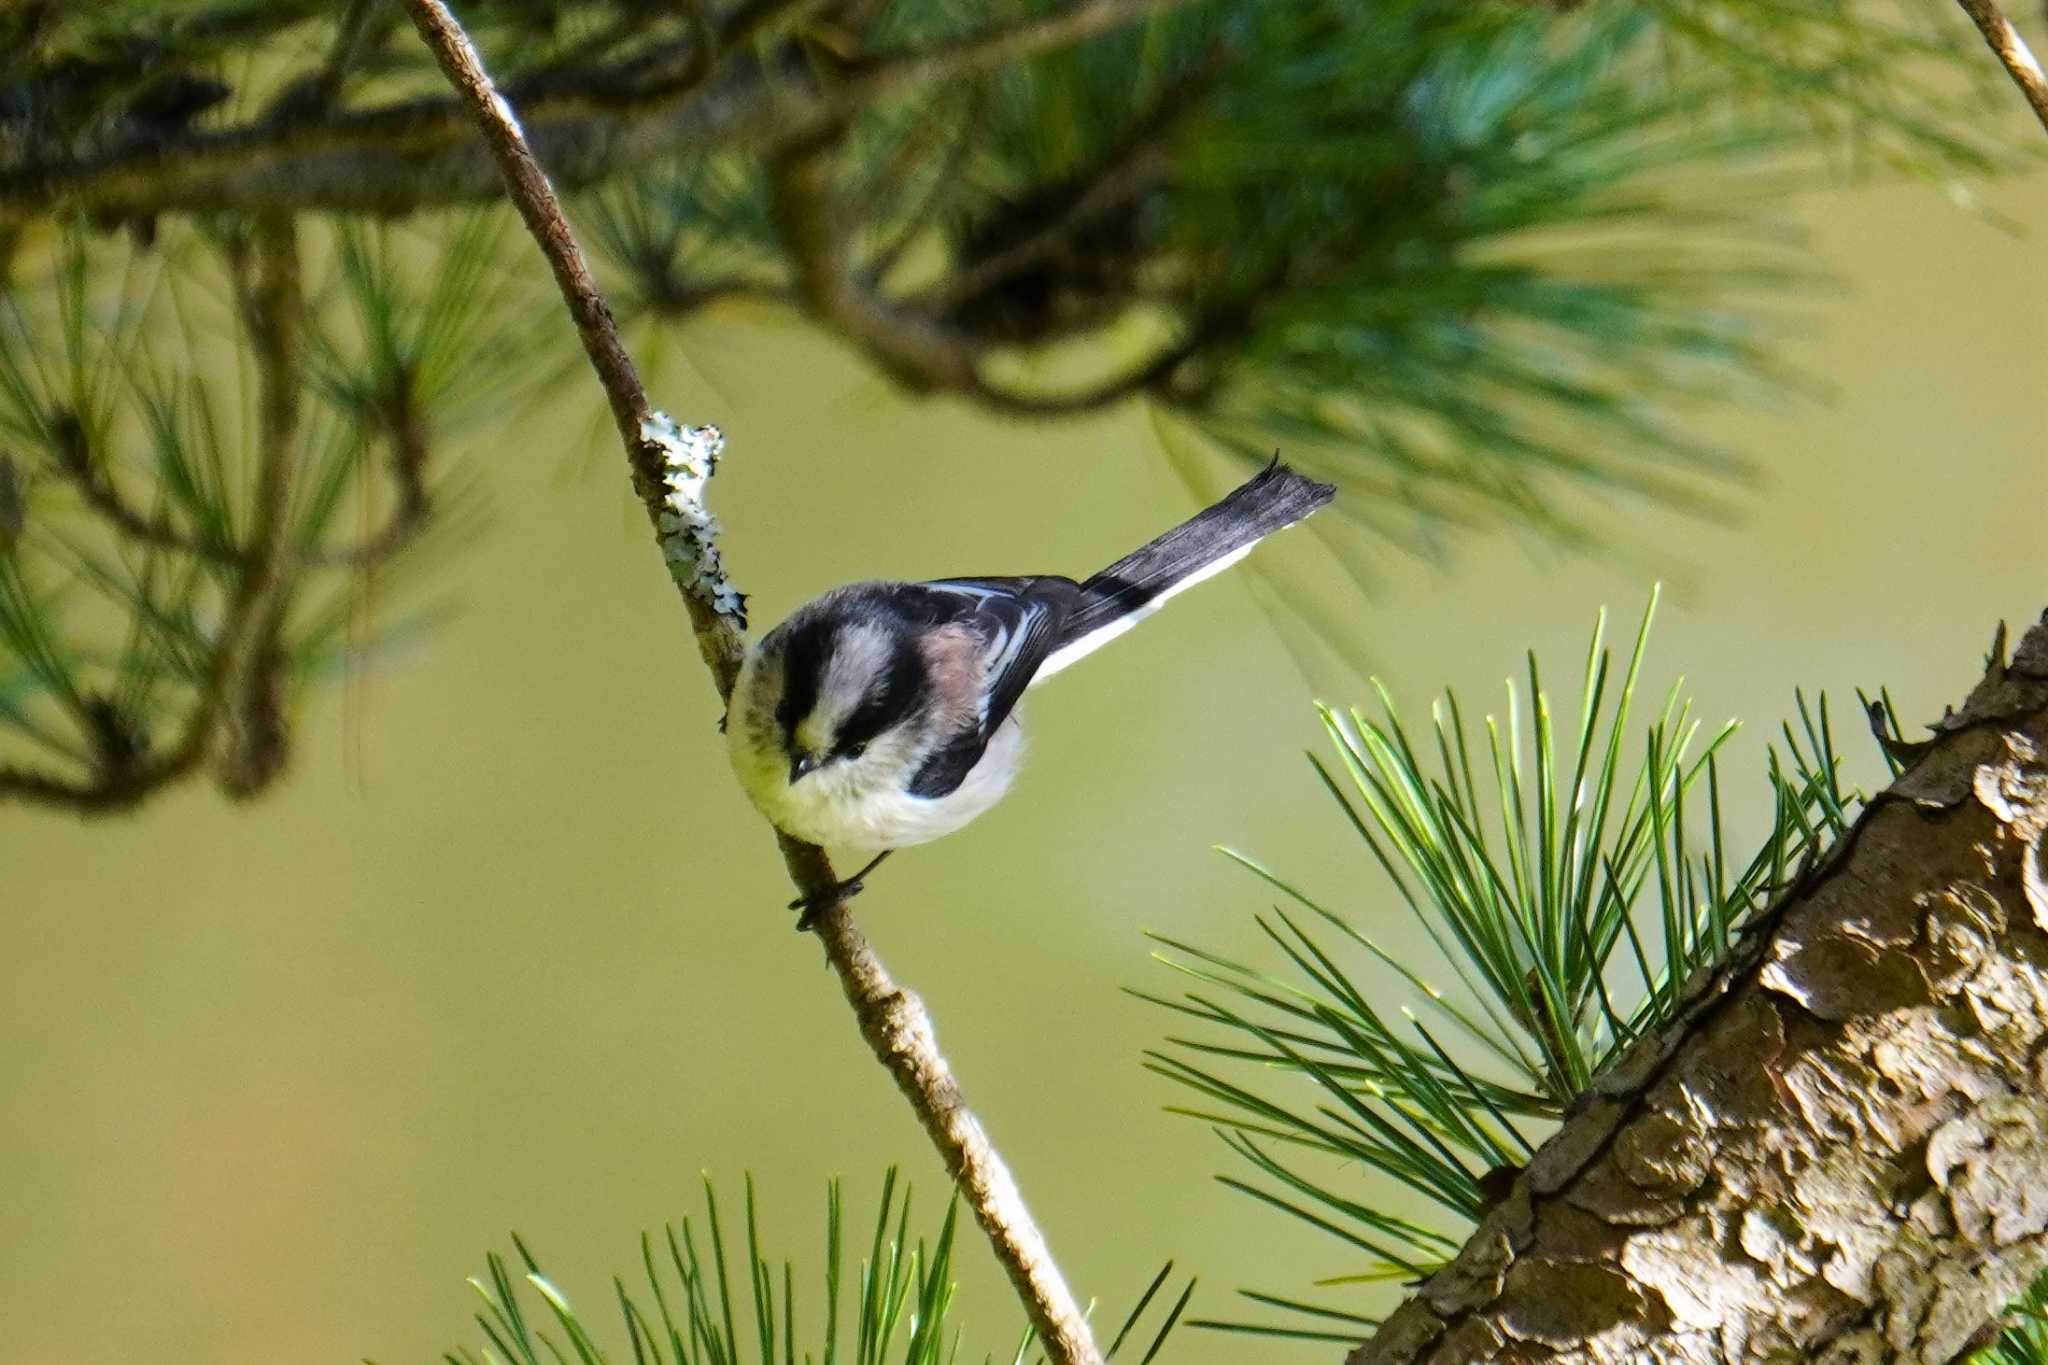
[790,875,868,931]
[789,851,892,931]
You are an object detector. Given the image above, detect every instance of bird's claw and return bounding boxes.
[788,852,890,931]
[790,876,866,931]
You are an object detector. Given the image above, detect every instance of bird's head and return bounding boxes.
[770,615,928,790]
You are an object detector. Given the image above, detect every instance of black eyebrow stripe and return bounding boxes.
[834,643,925,754]
[775,618,832,746]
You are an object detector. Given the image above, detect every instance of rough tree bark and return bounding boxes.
[1350,612,2048,1363]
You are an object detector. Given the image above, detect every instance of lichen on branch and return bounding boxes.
[643,413,745,628]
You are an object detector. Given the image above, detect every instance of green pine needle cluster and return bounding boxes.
[0,213,538,794]
[1140,591,1871,1338]
[441,1172,1192,1365]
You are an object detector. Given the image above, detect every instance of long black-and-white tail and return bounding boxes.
[1037,459,1335,679]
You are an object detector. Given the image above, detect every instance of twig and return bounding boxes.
[783,837,1102,1365]
[1954,0,2048,134]
[47,410,248,569]
[394,6,1104,1363]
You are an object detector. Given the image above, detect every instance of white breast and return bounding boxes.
[725,649,1028,855]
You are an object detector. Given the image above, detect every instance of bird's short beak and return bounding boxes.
[789,751,819,785]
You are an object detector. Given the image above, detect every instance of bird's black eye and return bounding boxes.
[830,639,921,765]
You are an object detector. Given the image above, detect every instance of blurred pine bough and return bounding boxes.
[0,0,2035,810]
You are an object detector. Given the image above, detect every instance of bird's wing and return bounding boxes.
[901,577,1077,798]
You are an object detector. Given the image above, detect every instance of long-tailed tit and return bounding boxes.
[726,459,1336,924]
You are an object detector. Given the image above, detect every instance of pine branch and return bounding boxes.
[0,0,1202,225]
[1953,0,2048,133]
[1142,602,1876,1340]
[1347,611,2048,1361]
[209,214,303,796]
[1,2,2022,809]
[0,215,305,810]
[393,6,1105,1364]
[763,55,1233,410]
[970,311,1247,416]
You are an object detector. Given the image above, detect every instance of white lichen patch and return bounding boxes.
[642,411,746,627]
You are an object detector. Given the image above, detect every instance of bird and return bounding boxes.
[724,458,1336,926]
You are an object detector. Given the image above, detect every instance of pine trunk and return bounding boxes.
[1349,612,2048,1364]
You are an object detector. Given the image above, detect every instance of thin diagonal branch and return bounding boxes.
[393,7,1105,1365]
[1954,0,2048,133]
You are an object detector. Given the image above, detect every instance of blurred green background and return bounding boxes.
[5,171,2047,1365]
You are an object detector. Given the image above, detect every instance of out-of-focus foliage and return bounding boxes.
[444,1172,1193,1365]
[0,215,533,804]
[584,0,2022,547]
[0,0,2034,792]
